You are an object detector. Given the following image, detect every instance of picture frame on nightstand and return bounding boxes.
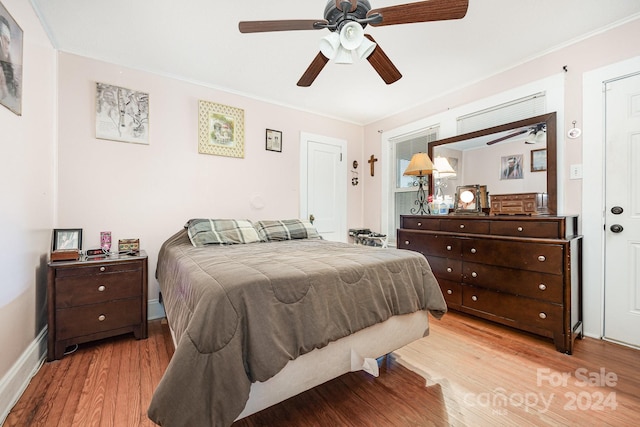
[52,228,82,251]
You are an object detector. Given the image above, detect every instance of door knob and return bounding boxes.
[611,206,623,215]
[309,214,315,224]
[610,224,623,233]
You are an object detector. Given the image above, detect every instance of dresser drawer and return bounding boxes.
[438,279,462,306]
[440,219,490,234]
[462,286,562,330]
[400,216,440,231]
[55,270,142,308]
[425,256,462,282]
[490,221,560,238]
[55,297,142,340]
[462,239,564,274]
[462,262,563,303]
[397,230,461,257]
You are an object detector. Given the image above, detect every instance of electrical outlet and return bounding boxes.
[570,164,583,179]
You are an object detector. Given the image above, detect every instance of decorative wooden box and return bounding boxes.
[490,193,548,215]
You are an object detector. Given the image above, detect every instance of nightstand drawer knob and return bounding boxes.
[447,267,453,273]
[471,295,478,302]
[100,266,106,272]
[538,255,546,262]
[539,312,547,319]
[470,248,477,254]
[98,314,106,321]
[471,272,478,278]
[517,227,524,232]
[459,224,465,229]
[417,222,422,227]
[98,285,106,292]
[538,283,547,291]
[405,240,410,245]
[446,245,452,251]
[447,289,453,295]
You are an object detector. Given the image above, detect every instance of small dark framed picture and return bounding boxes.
[52,228,83,251]
[455,185,481,213]
[266,129,282,152]
[531,148,547,172]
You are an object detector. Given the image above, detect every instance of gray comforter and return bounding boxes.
[147,229,446,426]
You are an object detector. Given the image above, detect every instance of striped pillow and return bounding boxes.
[253,219,321,242]
[185,219,263,246]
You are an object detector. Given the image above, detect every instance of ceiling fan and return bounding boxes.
[239,0,469,87]
[486,123,547,145]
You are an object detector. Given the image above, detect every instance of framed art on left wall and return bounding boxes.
[0,1,23,115]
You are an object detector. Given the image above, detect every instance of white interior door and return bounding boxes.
[300,132,347,242]
[604,72,640,348]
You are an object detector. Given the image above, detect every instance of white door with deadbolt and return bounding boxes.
[604,72,640,348]
[300,132,347,242]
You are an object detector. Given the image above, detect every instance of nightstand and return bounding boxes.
[47,251,148,361]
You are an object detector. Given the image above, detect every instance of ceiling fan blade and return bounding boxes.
[486,129,528,145]
[239,19,328,33]
[297,52,330,87]
[335,0,358,12]
[367,0,468,27]
[364,35,402,85]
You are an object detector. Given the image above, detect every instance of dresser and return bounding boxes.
[47,251,148,361]
[398,215,582,354]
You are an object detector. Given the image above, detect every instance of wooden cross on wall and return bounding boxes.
[368,155,378,177]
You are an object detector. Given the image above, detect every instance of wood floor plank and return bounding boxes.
[5,313,640,426]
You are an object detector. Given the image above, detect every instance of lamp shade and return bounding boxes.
[403,152,434,176]
[433,156,456,177]
[355,36,376,59]
[319,32,341,60]
[339,21,365,50]
[333,45,353,64]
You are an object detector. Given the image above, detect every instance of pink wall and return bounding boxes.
[56,53,365,303]
[362,18,640,231]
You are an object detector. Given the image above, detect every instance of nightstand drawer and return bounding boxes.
[55,270,142,308]
[55,261,142,278]
[56,298,142,340]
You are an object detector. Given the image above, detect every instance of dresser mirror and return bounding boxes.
[428,112,557,215]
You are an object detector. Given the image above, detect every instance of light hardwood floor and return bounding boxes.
[5,312,639,426]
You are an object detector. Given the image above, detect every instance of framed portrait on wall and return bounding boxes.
[0,1,23,115]
[266,129,282,152]
[500,154,524,180]
[531,149,547,172]
[198,100,245,158]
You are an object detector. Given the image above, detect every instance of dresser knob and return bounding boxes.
[471,295,478,301]
[459,224,465,229]
[100,266,106,272]
[98,314,106,321]
[538,283,547,291]
[417,222,422,227]
[98,285,106,292]
[539,312,547,319]
[447,289,453,295]
[471,272,478,278]
[405,240,410,245]
[538,255,546,262]
[446,245,452,251]
[517,227,523,232]
[470,248,477,254]
[447,267,453,273]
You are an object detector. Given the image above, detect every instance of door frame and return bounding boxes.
[299,131,348,242]
[583,55,640,340]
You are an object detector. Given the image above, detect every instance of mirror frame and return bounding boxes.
[428,112,557,215]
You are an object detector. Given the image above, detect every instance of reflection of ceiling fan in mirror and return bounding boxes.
[486,123,547,145]
[238,0,469,87]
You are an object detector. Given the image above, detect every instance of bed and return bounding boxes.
[147,219,447,426]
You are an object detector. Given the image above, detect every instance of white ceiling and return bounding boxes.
[31,0,640,125]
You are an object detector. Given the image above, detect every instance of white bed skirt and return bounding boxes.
[168,310,429,420]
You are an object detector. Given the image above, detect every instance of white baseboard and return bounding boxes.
[0,326,47,425]
[0,300,165,425]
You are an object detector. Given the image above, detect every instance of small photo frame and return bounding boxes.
[198,100,245,158]
[500,154,524,180]
[52,228,83,251]
[531,149,547,172]
[266,129,282,152]
[455,185,481,213]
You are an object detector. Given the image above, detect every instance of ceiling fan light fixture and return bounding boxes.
[319,31,341,59]
[355,35,376,59]
[334,45,354,64]
[339,21,364,50]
